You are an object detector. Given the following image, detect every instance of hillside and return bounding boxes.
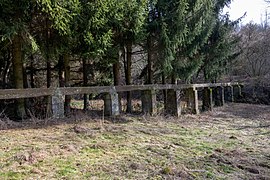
[0,103,269,179]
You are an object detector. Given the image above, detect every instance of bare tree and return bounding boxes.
[236,22,270,85]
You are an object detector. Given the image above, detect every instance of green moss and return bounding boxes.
[57,166,78,177]
[220,164,235,173]
[0,171,25,179]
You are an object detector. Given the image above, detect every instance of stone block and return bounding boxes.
[185,88,199,114]
[104,87,120,116]
[202,87,213,111]
[52,88,65,119]
[214,86,225,106]
[165,89,181,117]
[142,90,156,115]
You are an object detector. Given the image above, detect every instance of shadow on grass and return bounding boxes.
[0,108,136,131]
[214,103,270,120]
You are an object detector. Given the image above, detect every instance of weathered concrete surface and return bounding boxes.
[233,85,242,101]
[202,87,213,111]
[225,86,234,102]
[104,87,120,116]
[214,86,225,107]
[142,90,157,116]
[185,88,199,114]
[52,88,65,119]
[165,89,181,117]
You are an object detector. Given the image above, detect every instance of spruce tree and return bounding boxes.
[145,0,215,84]
[0,0,33,118]
[0,0,80,118]
[108,0,147,113]
[72,0,120,109]
[197,0,242,83]
[199,14,241,82]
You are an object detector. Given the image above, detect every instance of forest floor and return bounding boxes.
[0,103,269,179]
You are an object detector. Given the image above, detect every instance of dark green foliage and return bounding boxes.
[145,0,216,83]
[37,0,80,35]
[199,13,242,82]
[0,0,31,41]
[1,0,239,87]
[172,0,241,83]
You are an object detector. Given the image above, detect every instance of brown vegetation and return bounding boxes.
[0,103,269,179]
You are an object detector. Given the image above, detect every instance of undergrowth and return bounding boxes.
[0,103,269,179]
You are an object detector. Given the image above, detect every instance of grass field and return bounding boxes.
[0,103,269,179]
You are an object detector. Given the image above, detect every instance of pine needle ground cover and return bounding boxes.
[0,103,269,179]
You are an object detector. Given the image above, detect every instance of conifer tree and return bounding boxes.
[72,0,120,110]
[199,14,241,82]
[0,0,80,118]
[169,0,215,83]
[0,0,34,118]
[109,0,147,112]
[197,0,242,83]
[145,0,215,84]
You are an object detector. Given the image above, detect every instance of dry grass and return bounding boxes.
[0,103,269,179]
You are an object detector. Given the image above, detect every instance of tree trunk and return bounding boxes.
[30,55,35,88]
[23,59,28,89]
[162,72,167,110]
[171,74,176,84]
[11,35,26,118]
[126,42,132,113]
[147,35,154,84]
[113,49,122,112]
[58,55,64,87]
[2,53,11,89]
[113,59,120,86]
[64,54,71,114]
[45,57,52,117]
[45,50,52,117]
[45,21,52,117]
[46,17,51,88]
[83,57,89,110]
[46,61,51,88]
[203,68,209,83]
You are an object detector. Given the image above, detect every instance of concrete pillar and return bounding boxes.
[165,89,181,117]
[202,87,213,111]
[52,88,65,119]
[185,87,199,114]
[225,85,234,102]
[233,84,242,101]
[214,86,225,106]
[104,87,120,116]
[142,90,156,115]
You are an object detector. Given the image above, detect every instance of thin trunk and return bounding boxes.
[46,62,51,88]
[30,55,35,88]
[46,57,52,117]
[3,54,11,89]
[113,49,122,112]
[11,35,26,118]
[113,61,120,86]
[23,57,28,89]
[64,54,71,114]
[45,17,51,88]
[123,46,127,82]
[162,72,167,110]
[45,59,52,117]
[171,74,176,84]
[126,42,132,113]
[58,55,64,87]
[83,57,89,110]
[147,35,154,84]
[203,68,208,83]
[45,18,52,117]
